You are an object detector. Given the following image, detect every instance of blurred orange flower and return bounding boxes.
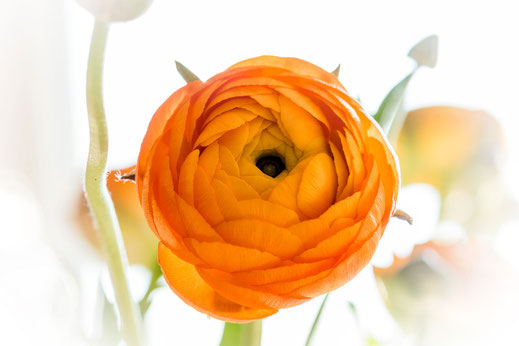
[396,106,505,195]
[136,56,400,322]
[77,167,158,269]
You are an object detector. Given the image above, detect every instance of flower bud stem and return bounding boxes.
[305,293,329,346]
[84,20,143,346]
[220,321,262,346]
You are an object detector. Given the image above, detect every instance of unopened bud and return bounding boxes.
[77,0,153,22]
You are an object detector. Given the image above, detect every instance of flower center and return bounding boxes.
[256,154,286,178]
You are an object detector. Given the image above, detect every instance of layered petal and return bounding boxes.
[137,56,400,323]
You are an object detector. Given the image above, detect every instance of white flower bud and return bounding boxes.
[77,0,153,22]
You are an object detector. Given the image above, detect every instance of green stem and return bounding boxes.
[139,262,162,315]
[305,293,330,346]
[84,20,143,346]
[220,321,262,346]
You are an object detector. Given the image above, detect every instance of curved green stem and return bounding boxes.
[84,20,143,346]
[220,321,262,346]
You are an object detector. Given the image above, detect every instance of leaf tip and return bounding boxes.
[331,64,341,77]
[408,34,439,68]
[175,60,200,83]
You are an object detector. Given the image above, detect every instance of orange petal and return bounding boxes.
[250,94,281,113]
[204,97,258,125]
[357,158,380,217]
[185,238,281,272]
[184,80,227,144]
[177,150,199,205]
[276,87,330,129]
[267,158,308,214]
[297,153,338,219]
[233,258,336,286]
[228,56,343,89]
[158,242,277,323]
[290,235,380,298]
[257,267,332,296]
[215,219,304,259]
[240,102,276,122]
[206,86,275,110]
[193,166,224,225]
[278,95,326,152]
[234,199,300,227]
[220,76,291,90]
[150,193,203,265]
[137,81,203,194]
[174,193,224,243]
[320,191,361,225]
[294,221,362,262]
[197,267,310,309]
[223,174,261,200]
[210,178,241,220]
[289,217,332,249]
[165,102,190,188]
[338,130,365,198]
[195,109,258,147]
[218,145,240,177]
[329,141,349,200]
[197,142,220,180]
[344,185,386,257]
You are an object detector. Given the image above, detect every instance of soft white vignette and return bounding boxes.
[1,0,518,345]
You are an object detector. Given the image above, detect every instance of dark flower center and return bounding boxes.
[256,154,286,178]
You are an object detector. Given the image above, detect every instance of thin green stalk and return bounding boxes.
[84,20,143,346]
[139,262,163,315]
[220,321,262,346]
[305,293,330,346]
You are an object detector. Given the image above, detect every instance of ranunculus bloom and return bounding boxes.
[136,56,400,322]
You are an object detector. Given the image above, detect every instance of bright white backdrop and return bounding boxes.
[1,0,518,345]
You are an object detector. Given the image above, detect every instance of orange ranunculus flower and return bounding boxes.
[136,56,400,322]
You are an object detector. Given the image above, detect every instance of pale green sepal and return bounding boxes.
[175,60,200,83]
[331,64,341,77]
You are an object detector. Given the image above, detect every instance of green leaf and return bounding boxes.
[331,64,341,77]
[175,60,200,83]
[220,321,262,346]
[373,35,438,134]
[372,71,414,133]
[305,293,330,346]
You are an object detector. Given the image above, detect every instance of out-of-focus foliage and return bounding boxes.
[374,106,519,345]
[395,106,514,236]
[376,241,519,346]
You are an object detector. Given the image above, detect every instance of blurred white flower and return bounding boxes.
[76,0,153,22]
[372,183,442,268]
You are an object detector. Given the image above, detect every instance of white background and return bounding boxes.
[1,0,518,345]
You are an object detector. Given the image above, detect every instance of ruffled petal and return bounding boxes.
[159,243,277,323]
[197,267,310,309]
